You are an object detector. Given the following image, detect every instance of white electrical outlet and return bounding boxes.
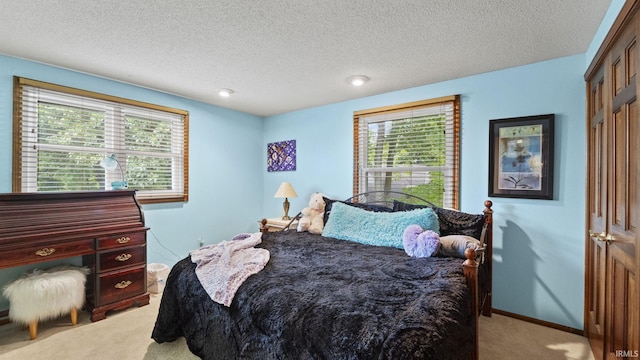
[198,237,205,247]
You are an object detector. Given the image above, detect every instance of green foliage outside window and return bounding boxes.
[34,103,176,192]
[366,114,446,206]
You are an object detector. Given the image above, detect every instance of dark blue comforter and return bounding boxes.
[152,231,474,359]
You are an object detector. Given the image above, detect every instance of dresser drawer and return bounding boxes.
[98,244,146,272]
[96,231,145,250]
[97,265,146,306]
[0,239,94,268]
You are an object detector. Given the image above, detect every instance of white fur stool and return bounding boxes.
[3,265,89,340]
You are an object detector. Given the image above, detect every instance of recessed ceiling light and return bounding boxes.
[347,75,369,86]
[219,89,234,97]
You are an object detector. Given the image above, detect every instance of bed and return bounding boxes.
[152,192,493,359]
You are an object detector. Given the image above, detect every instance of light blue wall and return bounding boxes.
[0,54,264,309]
[263,54,587,330]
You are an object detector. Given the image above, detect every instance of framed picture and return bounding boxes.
[267,139,296,172]
[488,114,554,199]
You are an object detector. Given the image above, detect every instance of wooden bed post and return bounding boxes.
[482,200,493,316]
[463,199,493,360]
[259,218,269,234]
[463,248,479,360]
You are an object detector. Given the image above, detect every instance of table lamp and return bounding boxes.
[99,154,128,190]
[274,182,297,220]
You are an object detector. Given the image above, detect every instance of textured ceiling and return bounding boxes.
[0,1,611,117]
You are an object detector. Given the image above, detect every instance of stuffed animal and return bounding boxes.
[297,193,325,234]
[402,224,441,257]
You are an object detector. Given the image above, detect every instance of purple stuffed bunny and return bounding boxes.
[402,224,440,257]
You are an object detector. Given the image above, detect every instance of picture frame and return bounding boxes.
[267,139,296,172]
[488,114,554,200]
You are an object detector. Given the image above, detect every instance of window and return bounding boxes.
[12,77,189,203]
[353,95,460,208]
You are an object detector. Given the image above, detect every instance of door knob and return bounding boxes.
[588,230,606,240]
[588,230,614,243]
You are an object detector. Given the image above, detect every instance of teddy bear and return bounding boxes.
[296,192,325,234]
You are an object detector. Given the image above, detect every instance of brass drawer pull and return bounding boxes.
[115,253,132,262]
[35,248,56,257]
[114,280,132,289]
[116,236,131,244]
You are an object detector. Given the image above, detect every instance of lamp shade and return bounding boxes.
[274,182,297,198]
[99,154,119,171]
[99,154,128,190]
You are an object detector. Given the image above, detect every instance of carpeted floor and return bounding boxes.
[478,313,594,360]
[0,294,593,360]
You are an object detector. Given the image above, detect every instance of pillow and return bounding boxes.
[392,200,485,240]
[402,225,440,257]
[322,202,439,248]
[323,197,392,225]
[438,235,483,259]
[391,200,429,212]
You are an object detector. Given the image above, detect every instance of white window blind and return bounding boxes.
[13,77,189,203]
[354,96,459,208]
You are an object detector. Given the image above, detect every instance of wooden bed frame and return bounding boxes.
[465,200,494,360]
[261,194,493,360]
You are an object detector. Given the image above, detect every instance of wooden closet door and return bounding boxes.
[586,63,608,360]
[587,12,640,360]
[606,22,639,358]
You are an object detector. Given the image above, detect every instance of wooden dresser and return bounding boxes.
[0,190,150,321]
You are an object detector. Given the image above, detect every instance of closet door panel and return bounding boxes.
[605,21,639,360]
[586,63,607,360]
[586,7,640,359]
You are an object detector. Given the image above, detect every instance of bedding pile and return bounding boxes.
[153,230,475,359]
[189,232,269,307]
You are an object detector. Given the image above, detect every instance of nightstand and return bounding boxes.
[260,217,299,232]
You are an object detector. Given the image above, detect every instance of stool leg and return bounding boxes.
[29,321,37,340]
[70,307,78,325]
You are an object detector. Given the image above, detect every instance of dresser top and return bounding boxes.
[0,190,146,246]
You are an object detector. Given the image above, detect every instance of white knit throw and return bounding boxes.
[190,232,269,307]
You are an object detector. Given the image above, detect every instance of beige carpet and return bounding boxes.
[478,314,594,360]
[0,294,593,360]
[0,294,197,360]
